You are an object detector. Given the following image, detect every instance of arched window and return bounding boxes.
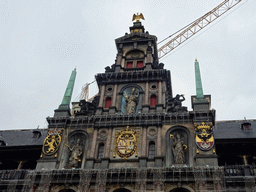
[98,143,104,159]
[150,95,157,107]
[148,141,155,159]
[104,97,112,108]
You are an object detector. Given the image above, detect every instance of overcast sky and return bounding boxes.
[0,0,255,129]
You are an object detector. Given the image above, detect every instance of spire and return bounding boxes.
[54,68,77,117]
[59,68,77,108]
[194,59,204,99]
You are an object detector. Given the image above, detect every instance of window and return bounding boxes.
[105,97,112,108]
[126,62,133,68]
[136,61,143,68]
[150,95,157,107]
[0,141,6,146]
[242,123,251,132]
[148,142,155,158]
[33,131,41,139]
[98,144,104,159]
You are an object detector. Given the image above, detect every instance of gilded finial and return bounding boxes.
[74,67,76,70]
[195,58,197,62]
[132,13,145,22]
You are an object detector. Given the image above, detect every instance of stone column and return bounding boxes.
[156,81,163,113]
[86,129,98,169]
[101,128,113,168]
[142,82,150,114]
[98,85,105,107]
[104,128,113,158]
[158,81,162,104]
[145,82,149,105]
[90,129,98,158]
[139,126,147,167]
[155,126,163,167]
[112,84,118,107]
[156,126,162,156]
[109,84,118,114]
[142,126,147,156]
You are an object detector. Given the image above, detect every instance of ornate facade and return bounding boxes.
[0,19,256,192]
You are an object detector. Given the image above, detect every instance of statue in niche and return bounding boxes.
[124,87,139,114]
[170,133,187,164]
[67,138,83,168]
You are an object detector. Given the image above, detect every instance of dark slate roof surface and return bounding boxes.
[214,120,256,139]
[0,129,47,147]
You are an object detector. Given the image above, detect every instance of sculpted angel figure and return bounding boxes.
[124,88,139,114]
[170,133,186,164]
[67,138,83,168]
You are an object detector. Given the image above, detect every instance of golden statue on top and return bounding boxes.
[132,13,145,22]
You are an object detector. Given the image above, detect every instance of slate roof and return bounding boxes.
[0,129,47,147]
[214,119,256,139]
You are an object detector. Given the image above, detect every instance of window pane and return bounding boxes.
[98,144,104,159]
[126,62,133,68]
[137,61,143,68]
[150,95,157,107]
[148,142,155,158]
[105,97,112,108]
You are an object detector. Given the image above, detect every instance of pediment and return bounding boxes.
[115,32,157,44]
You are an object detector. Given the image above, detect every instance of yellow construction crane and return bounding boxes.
[158,0,243,59]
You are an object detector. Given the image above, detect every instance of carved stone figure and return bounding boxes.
[68,139,83,168]
[170,133,186,164]
[124,88,138,114]
[75,96,99,116]
[166,94,187,113]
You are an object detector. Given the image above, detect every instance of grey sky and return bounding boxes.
[0,0,255,129]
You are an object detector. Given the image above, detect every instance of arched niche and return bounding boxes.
[166,185,195,192]
[63,130,88,169]
[166,126,190,166]
[59,190,76,192]
[113,188,132,192]
[123,49,146,58]
[119,85,143,115]
[169,188,191,192]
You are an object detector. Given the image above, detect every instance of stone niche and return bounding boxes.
[63,131,88,169]
[166,126,190,166]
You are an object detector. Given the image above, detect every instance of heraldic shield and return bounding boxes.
[42,128,62,156]
[113,126,139,159]
[194,122,214,151]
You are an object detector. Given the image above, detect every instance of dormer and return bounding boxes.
[32,130,42,139]
[0,136,6,146]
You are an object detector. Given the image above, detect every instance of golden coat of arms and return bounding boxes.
[113,126,139,159]
[42,128,63,156]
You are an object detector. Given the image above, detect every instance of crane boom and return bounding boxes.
[158,0,242,59]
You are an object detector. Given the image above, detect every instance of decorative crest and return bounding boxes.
[132,13,145,22]
[194,122,214,151]
[42,128,63,156]
[113,126,139,159]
